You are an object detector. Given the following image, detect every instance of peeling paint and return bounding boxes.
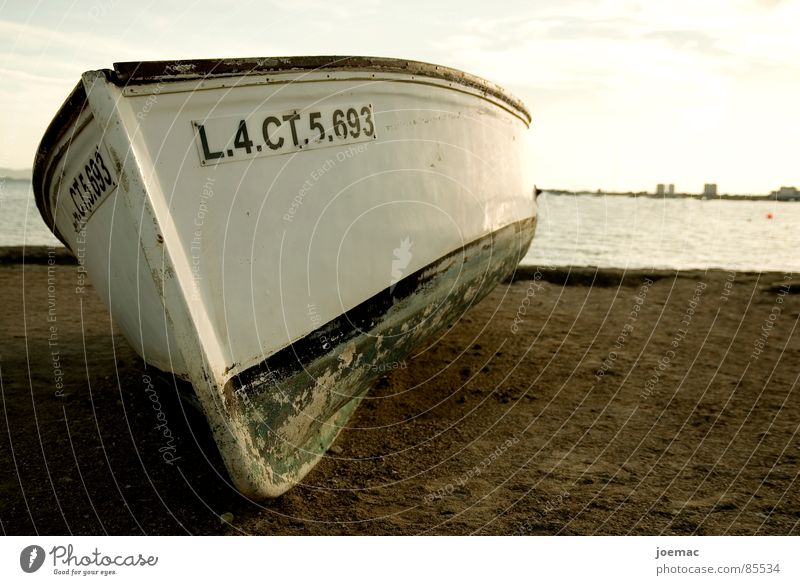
[107,146,130,193]
[218,217,535,496]
[338,342,356,367]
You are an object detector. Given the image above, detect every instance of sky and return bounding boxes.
[0,0,798,193]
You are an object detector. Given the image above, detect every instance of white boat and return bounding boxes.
[33,56,536,498]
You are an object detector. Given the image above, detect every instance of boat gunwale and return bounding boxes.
[110,56,531,124]
[33,81,89,247]
[33,55,531,247]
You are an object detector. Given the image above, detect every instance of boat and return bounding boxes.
[33,56,536,498]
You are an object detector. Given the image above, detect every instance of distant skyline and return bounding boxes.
[1,0,799,193]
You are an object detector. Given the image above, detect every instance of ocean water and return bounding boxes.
[2,181,797,272]
[0,180,60,247]
[522,192,800,273]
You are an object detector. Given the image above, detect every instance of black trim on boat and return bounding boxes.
[32,82,88,246]
[111,56,531,125]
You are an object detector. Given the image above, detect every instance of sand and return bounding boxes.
[1,249,798,535]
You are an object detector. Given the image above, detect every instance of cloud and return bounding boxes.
[644,30,729,57]
[0,18,157,63]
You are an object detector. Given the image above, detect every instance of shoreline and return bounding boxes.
[3,246,796,287]
[0,245,75,265]
[511,265,798,292]
[542,190,800,202]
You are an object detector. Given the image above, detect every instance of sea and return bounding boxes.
[522,192,799,273]
[2,182,798,273]
[1,179,61,247]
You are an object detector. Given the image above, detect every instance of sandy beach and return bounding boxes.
[1,248,797,535]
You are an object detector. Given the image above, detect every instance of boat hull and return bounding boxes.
[225,217,534,492]
[33,57,536,497]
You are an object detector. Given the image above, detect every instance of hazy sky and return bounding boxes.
[1,0,798,193]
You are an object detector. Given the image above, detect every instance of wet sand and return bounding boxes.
[1,249,798,535]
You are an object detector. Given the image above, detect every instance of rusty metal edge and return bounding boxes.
[110,56,531,124]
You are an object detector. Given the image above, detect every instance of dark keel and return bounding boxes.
[220,217,535,495]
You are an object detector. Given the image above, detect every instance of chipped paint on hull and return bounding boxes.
[221,217,535,496]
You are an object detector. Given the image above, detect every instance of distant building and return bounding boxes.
[703,183,717,197]
[771,186,800,201]
[667,184,675,196]
[656,183,665,196]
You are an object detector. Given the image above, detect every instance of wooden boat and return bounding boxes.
[33,56,536,498]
